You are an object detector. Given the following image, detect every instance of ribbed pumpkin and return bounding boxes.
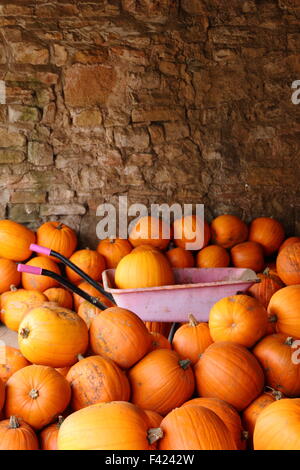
[210,215,248,249]
[21,257,62,292]
[66,249,106,285]
[166,247,194,268]
[57,401,163,450]
[44,287,73,309]
[253,398,300,450]
[230,241,265,272]
[90,307,152,369]
[158,405,236,450]
[129,216,171,250]
[40,416,64,450]
[0,219,36,261]
[248,217,285,256]
[208,295,268,348]
[77,300,101,329]
[114,250,174,289]
[66,355,131,411]
[150,332,171,351]
[0,258,21,293]
[128,349,195,416]
[195,342,264,411]
[172,315,213,365]
[144,321,172,338]
[279,236,300,252]
[37,221,77,261]
[196,245,230,268]
[73,281,115,311]
[5,365,71,430]
[182,397,246,450]
[267,285,300,337]
[97,238,132,268]
[0,416,39,450]
[253,334,300,397]
[0,288,47,332]
[173,215,210,251]
[18,304,89,368]
[143,409,163,428]
[247,269,284,309]
[0,346,30,383]
[276,242,300,285]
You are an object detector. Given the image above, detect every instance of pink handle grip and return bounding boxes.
[30,243,51,256]
[17,264,43,275]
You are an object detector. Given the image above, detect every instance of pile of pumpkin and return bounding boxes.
[0,214,300,449]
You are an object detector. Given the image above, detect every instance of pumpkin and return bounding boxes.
[248,217,285,256]
[115,250,174,289]
[158,405,236,450]
[166,247,194,268]
[97,238,132,268]
[242,388,283,447]
[194,342,264,411]
[144,321,172,338]
[90,307,152,368]
[55,367,70,377]
[66,355,131,411]
[253,398,300,450]
[182,397,246,450]
[230,241,265,272]
[18,303,89,368]
[131,244,159,253]
[0,346,30,383]
[208,295,268,348]
[279,236,300,252]
[0,288,47,332]
[44,287,73,309]
[247,269,284,309]
[173,215,210,251]
[5,365,71,430]
[0,258,21,293]
[0,219,36,261]
[66,249,106,285]
[73,281,115,311]
[128,349,195,416]
[77,300,101,329]
[57,401,163,450]
[210,215,248,249]
[21,257,62,292]
[150,332,171,351]
[172,315,213,365]
[196,245,230,268]
[40,416,64,450]
[0,416,39,450]
[144,409,163,428]
[37,221,77,261]
[129,216,171,250]
[276,242,300,285]
[267,285,300,338]
[253,334,300,397]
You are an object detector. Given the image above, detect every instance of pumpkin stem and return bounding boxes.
[9,284,18,292]
[57,416,64,428]
[147,427,163,445]
[29,389,39,399]
[9,416,20,429]
[264,386,283,400]
[77,354,85,361]
[179,358,192,370]
[262,267,270,276]
[56,223,63,230]
[109,239,116,244]
[188,314,198,327]
[285,337,294,346]
[20,327,30,338]
[268,314,277,324]
[241,430,249,441]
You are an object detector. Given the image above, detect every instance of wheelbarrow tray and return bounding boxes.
[102,267,260,322]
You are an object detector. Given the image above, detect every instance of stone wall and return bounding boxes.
[0,0,300,246]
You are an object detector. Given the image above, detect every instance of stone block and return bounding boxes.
[28,142,53,166]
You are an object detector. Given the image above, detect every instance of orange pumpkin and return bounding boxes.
[18,304,89,368]
[77,300,101,329]
[0,416,39,450]
[90,307,152,369]
[210,215,248,249]
[131,244,159,253]
[279,236,300,253]
[194,342,264,411]
[173,215,210,251]
[73,281,115,311]
[230,241,265,272]
[55,367,70,377]
[5,365,71,430]
[129,216,171,250]
[44,287,73,309]
[66,355,131,411]
[66,249,106,285]
[166,247,194,268]
[0,346,30,384]
[97,238,132,268]
[37,221,77,261]
[0,219,36,261]
[196,245,230,268]
[0,258,21,293]
[150,332,171,351]
[172,315,213,365]
[40,416,64,450]
[248,217,285,256]
[128,349,195,416]
[143,409,163,428]
[144,321,172,338]
[267,285,300,338]
[21,257,62,292]
[247,269,284,309]
[208,295,268,348]
[276,242,300,285]
[115,249,174,289]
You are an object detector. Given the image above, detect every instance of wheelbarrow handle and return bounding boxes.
[29,243,115,304]
[17,264,110,311]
